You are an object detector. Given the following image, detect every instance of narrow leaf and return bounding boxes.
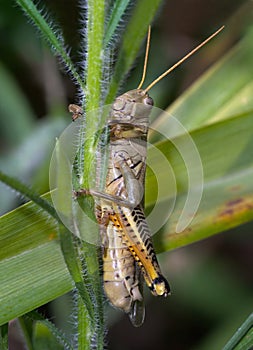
[223,313,253,350]
[104,0,131,45]
[151,26,253,136]
[0,62,34,145]
[0,194,72,325]
[15,0,84,90]
[148,112,253,252]
[106,0,163,103]
[24,311,73,350]
[0,171,58,220]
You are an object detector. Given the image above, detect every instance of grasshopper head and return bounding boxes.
[109,89,153,130]
[121,89,154,106]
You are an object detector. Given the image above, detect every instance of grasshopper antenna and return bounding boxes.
[137,25,151,89]
[143,25,224,93]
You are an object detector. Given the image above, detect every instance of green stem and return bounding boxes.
[77,294,92,350]
[80,242,105,349]
[59,226,105,348]
[59,225,95,320]
[76,3,106,342]
[85,0,105,112]
[82,0,105,188]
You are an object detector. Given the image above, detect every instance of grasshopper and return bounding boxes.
[71,26,224,326]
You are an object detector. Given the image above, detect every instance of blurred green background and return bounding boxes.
[0,0,252,349]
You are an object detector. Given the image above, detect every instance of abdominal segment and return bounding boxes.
[103,220,144,319]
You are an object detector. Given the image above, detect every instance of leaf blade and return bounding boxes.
[147,112,253,252]
[0,196,72,326]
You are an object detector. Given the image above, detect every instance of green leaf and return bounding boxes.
[0,171,58,220]
[0,62,34,146]
[106,0,164,103]
[0,194,72,326]
[18,310,74,350]
[151,26,253,134]
[15,0,84,90]
[234,327,253,350]
[104,0,131,45]
[149,111,253,252]
[223,313,253,350]
[0,117,66,214]
[33,322,64,350]
[146,25,253,252]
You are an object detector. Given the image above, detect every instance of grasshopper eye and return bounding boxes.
[144,96,153,106]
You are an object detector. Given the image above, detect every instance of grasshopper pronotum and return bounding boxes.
[71,25,224,326]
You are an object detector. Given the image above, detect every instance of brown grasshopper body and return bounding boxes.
[71,26,224,326]
[98,89,170,326]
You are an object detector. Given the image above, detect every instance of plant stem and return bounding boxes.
[81,0,105,189]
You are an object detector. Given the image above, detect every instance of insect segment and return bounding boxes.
[98,205,145,327]
[71,26,224,326]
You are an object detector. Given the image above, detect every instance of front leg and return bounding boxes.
[115,153,144,208]
[73,152,144,208]
[74,188,136,208]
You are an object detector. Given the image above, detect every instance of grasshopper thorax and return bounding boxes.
[109,89,153,134]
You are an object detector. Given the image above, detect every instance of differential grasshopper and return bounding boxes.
[71,26,224,326]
